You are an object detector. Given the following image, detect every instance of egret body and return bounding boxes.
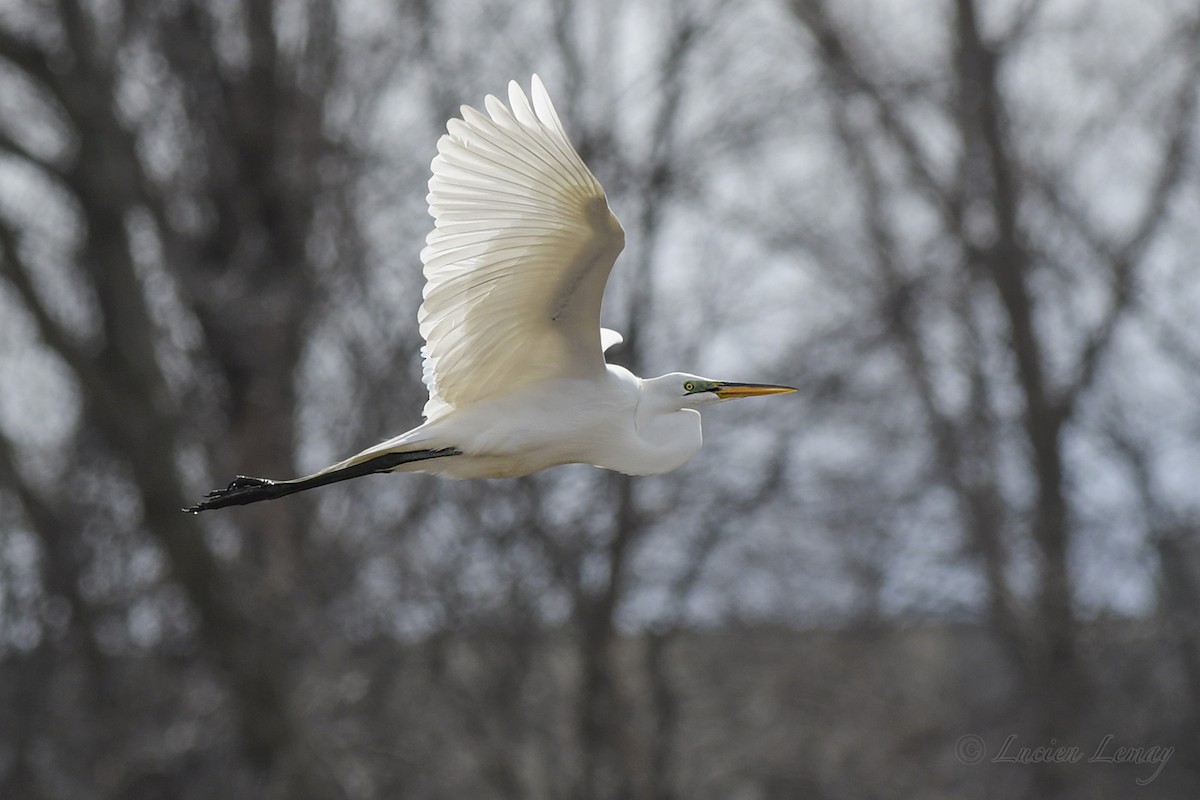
[188,77,794,512]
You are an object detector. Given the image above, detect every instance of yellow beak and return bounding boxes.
[713,382,797,400]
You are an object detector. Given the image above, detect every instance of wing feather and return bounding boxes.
[418,76,625,420]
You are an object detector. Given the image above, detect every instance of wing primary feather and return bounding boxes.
[482,90,587,195]
[453,110,587,195]
[529,75,595,189]
[417,77,625,418]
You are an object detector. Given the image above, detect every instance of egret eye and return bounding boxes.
[684,381,696,393]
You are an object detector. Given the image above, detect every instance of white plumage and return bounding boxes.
[419,76,624,420]
[188,77,794,512]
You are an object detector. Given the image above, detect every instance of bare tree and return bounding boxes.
[0,1,356,795]
[778,0,1200,791]
[1,0,1198,798]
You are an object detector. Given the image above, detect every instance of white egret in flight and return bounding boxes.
[188,76,794,512]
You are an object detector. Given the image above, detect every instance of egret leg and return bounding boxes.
[184,447,461,512]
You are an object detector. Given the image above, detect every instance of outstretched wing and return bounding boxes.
[418,75,625,420]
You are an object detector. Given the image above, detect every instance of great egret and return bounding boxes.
[187,76,794,513]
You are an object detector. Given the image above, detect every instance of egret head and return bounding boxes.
[645,372,796,410]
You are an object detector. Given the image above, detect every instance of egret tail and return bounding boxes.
[185,447,461,512]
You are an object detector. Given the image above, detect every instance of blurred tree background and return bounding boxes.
[0,0,1198,797]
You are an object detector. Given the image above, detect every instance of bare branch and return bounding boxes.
[1059,25,1200,414]
[0,25,59,88]
[0,216,92,381]
[790,0,957,221]
[0,126,61,174]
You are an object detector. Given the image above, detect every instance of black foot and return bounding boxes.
[185,476,283,513]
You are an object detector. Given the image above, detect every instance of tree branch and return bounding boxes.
[0,216,92,380]
[1059,26,1200,414]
